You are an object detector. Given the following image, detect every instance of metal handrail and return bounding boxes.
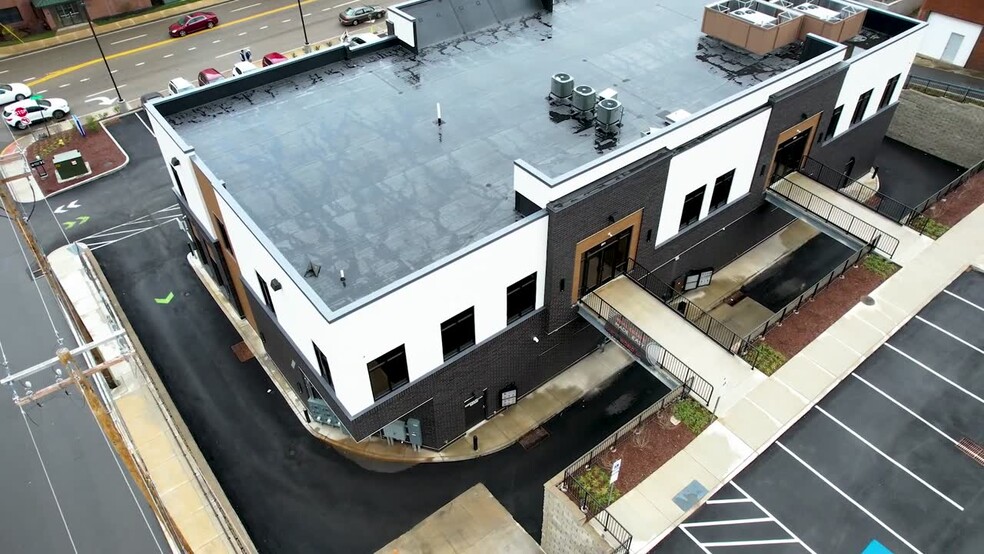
[769,176,900,258]
[911,158,984,217]
[801,156,917,225]
[904,75,984,104]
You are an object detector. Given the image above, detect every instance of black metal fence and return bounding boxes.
[744,245,871,341]
[623,258,752,359]
[910,158,984,220]
[581,292,715,406]
[801,157,917,225]
[904,75,984,105]
[769,177,900,258]
[596,509,633,554]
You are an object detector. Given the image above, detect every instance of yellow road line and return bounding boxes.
[31,0,322,86]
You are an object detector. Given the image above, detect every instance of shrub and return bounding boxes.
[573,466,621,503]
[83,116,102,135]
[744,342,786,376]
[909,215,949,240]
[862,254,900,278]
[673,397,714,435]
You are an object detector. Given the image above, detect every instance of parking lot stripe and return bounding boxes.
[777,442,925,554]
[850,374,959,446]
[885,344,984,405]
[706,498,753,505]
[731,482,817,554]
[681,517,773,528]
[679,527,712,554]
[915,316,984,356]
[815,406,964,511]
[945,289,984,313]
[702,538,800,547]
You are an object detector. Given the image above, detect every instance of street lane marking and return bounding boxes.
[188,47,197,51]
[915,315,984,357]
[80,78,89,82]
[110,33,147,46]
[231,2,262,12]
[0,70,7,75]
[260,25,269,29]
[702,539,799,547]
[281,19,291,23]
[163,53,174,58]
[851,373,959,446]
[776,442,925,554]
[216,50,242,59]
[24,76,35,82]
[705,498,752,505]
[59,83,71,88]
[815,405,964,510]
[333,0,358,7]
[731,482,816,554]
[322,7,331,11]
[86,85,127,97]
[30,0,323,85]
[111,69,118,74]
[885,344,983,405]
[20,408,81,554]
[37,89,47,95]
[944,289,984,313]
[682,517,773,528]
[304,12,312,16]
[135,62,145,67]
[212,39,222,43]
[238,32,247,36]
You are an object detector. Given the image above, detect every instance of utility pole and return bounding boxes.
[295,0,310,46]
[82,1,124,103]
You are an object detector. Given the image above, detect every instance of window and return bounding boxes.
[683,268,713,291]
[257,272,275,314]
[214,216,233,255]
[313,343,333,389]
[367,345,409,400]
[709,170,734,212]
[506,273,537,323]
[170,167,186,199]
[851,90,872,126]
[440,307,475,360]
[825,106,842,141]
[878,74,900,110]
[0,8,23,25]
[679,186,706,231]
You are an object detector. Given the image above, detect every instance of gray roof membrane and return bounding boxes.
[168,0,802,310]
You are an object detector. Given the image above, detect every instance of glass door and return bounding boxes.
[54,2,85,27]
[580,228,633,296]
[771,129,811,184]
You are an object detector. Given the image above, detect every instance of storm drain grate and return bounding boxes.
[231,341,255,362]
[519,426,549,450]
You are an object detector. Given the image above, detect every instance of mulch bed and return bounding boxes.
[920,171,984,227]
[588,407,696,496]
[761,263,885,359]
[25,121,125,196]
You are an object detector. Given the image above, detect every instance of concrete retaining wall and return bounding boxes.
[887,89,984,168]
[541,475,611,554]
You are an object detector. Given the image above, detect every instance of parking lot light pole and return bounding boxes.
[296,0,310,46]
[83,2,124,103]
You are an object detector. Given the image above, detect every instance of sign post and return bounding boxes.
[29,156,47,179]
[608,458,622,506]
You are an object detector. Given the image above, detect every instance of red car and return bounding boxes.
[198,68,225,86]
[262,52,288,67]
[169,12,219,37]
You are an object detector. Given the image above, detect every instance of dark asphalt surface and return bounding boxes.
[909,65,984,93]
[875,137,967,207]
[652,271,984,554]
[741,232,854,313]
[0,169,166,550]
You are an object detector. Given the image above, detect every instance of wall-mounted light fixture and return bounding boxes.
[170,157,180,167]
[270,279,282,291]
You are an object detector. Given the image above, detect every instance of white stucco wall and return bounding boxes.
[388,8,416,48]
[149,114,214,239]
[920,13,982,67]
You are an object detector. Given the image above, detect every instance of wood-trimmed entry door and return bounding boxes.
[579,227,633,296]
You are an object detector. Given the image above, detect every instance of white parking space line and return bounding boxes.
[110,33,147,46]
[333,0,358,7]
[886,344,984,405]
[851,373,959,446]
[815,406,964,511]
[679,528,712,554]
[706,498,753,505]
[703,538,800,547]
[682,517,773,528]
[915,315,984,356]
[86,85,127,97]
[945,289,984,312]
[231,2,262,12]
[777,442,925,554]
[731,482,816,554]
[134,113,154,136]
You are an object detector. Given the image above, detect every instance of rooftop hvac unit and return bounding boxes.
[595,99,623,132]
[550,73,574,101]
[572,86,596,114]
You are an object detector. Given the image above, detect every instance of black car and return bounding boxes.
[338,5,385,26]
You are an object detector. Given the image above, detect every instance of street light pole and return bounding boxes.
[82,2,124,103]
[295,0,309,46]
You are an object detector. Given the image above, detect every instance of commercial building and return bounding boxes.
[918,0,984,70]
[146,0,924,450]
[0,0,154,34]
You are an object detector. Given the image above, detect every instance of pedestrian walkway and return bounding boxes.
[49,243,255,554]
[607,199,984,553]
[380,484,543,554]
[188,251,636,462]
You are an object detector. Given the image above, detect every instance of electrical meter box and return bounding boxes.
[53,150,87,180]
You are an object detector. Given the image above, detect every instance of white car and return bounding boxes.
[232,62,258,76]
[2,98,71,129]
[0,83,31,105]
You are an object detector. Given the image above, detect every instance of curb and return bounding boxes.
[42,118,131,199]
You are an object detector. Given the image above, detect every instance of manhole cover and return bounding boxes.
[519,427,549,450]
[861,296,875,306]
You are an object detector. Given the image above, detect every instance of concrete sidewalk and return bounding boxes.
[189,251,636,463]
[49,243,255,553]
[612,200,984,553]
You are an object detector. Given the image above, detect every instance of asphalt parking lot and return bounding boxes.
[653,270,984,554]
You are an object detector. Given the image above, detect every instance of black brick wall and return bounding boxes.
[812,104,900,181]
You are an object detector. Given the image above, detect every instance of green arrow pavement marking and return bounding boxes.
[77,215,89,224]
[63,220,75,230]
[154,292,175,305]
[61,215,90,230]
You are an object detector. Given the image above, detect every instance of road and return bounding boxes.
[0,151,166,552]
[1,0,395,121]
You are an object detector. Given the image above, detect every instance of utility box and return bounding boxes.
[53,150,87,180]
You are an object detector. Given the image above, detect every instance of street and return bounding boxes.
[1,0,397,121]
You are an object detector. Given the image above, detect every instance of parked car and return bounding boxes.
[261,52,288,67]
[0,83,31,105]
[346,33,382,46]
[338,5,385,26]
[198,68,225,86]
[169,12,219,37]
[3,98,71,130]
[232,62,258,76]
[140,91,164,107]
[168,77,196,95]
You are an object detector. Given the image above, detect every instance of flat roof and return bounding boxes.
[167,0,802,310]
